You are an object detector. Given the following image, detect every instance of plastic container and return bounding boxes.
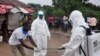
[0,36,3,42]
[88,33,100,56]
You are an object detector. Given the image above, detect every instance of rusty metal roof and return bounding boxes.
[0,0,33,8]
[0,0,34,13]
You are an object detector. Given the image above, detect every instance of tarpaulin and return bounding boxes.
[18,7,29,14]
[25,8,34,13]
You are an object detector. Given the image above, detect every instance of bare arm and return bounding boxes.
[19,39,34,50]
[28,36,37,47]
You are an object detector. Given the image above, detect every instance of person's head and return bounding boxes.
[69,10,88,29]
[28,14,32,18]
[23,21,31,32]
[38,11,44,19]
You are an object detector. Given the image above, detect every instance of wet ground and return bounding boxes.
[0,30,70,56]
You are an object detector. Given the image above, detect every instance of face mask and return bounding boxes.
[39,15,43,19]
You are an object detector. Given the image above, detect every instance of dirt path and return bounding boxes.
[0,30,70,56]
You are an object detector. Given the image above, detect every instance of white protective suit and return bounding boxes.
[61,10,89,56]
[31,11,51,56]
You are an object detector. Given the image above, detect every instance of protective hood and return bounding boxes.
[37,11,45,20]
[69,10,89,30]
[33,11,45,24]
[38,11,44,15]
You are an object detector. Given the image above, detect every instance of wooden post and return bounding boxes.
[3,13,8,42]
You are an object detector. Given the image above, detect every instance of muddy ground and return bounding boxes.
[0,30,70,56]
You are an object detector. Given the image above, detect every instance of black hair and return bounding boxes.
[22,21,32,31]
[22,21,31,27]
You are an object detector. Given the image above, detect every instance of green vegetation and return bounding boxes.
[28,0,100,19]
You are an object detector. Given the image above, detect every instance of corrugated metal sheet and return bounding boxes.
[0,0,34,13]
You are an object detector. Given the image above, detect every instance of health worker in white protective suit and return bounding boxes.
[59,10,89,56]
[31,11,51,56]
